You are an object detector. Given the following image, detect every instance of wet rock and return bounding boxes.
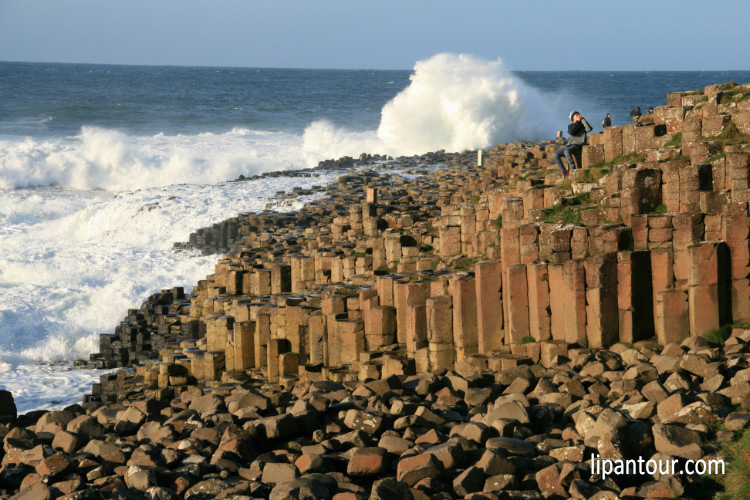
[0,390,17,424]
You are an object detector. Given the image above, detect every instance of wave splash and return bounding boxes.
[302,53,558,160]
[0,127,306,190]
[1,53,557,191]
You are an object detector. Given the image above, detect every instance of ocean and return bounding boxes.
[0,54,748,413]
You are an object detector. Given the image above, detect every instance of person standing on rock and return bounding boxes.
[553,111,592,177]
[630,106,642,124]
[602,113,611,129]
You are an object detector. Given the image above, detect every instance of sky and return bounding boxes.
[0,0,748,71]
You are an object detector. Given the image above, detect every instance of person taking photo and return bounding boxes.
[553,111,592,177]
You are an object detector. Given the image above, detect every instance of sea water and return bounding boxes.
[1,55,748,413]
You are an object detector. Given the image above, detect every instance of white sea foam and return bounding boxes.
[0,173,339,412]
[301,53,560,160]
[0,177,336,364]
[0,364,107,414]
[0,127,307,190]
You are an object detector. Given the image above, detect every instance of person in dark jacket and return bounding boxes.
[553,111,592,176]
[602,113,611,128]
[630,106,642,123]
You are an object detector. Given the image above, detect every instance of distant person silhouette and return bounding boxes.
[630,106,642,124]
[602,113,611,128]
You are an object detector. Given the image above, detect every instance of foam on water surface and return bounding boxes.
[0,127,307,190]
[0,364,106,414]
[0,173,340,412]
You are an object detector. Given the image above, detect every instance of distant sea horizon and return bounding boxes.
[3,58,747,72]
[0,56,748,413]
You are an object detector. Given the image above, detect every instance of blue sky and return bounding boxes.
[0,0,748,71]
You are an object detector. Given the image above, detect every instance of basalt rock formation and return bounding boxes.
[2,82,749,499]
[86,82,750,402]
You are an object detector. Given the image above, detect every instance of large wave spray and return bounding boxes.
[1,54,557,190]
[303,53,558,160]
[379,53,557,153]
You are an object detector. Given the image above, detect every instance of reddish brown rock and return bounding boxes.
[347,447,389,476]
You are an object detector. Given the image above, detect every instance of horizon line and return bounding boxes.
[1,59,748,74]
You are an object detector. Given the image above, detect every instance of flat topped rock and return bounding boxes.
[486,436,538,457]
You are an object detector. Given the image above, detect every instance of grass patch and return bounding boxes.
[351,252,368,258]
[719,82,750,104]
[419,244,434,253]
[540,192,592,226]
[494,215,503,230]
[469,195,481,205]
[579,166,609,185]
[522,336,536,344]
[665,132,682,148]
[454,257,479,270]
[620,152,646,164]
[661,155,691,163]
[648,343,663,351]
[702,324,734,344]
[653,204,668,214]
[540,204,583,226]
[707,121,750,146]
[374,265,391,275]
[592,152,646,171]
[638,114,655,125]
[431,258,441,270]
[576,192,592,204]
[705,427,750,500]
[709,152,727,163]
[705,420,728,434]
[557,177,573,191]
[519,168,558,180]
[684,476,727,500]
[693,94,710,109]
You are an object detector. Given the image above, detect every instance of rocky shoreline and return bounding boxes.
[2,82,750,499]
